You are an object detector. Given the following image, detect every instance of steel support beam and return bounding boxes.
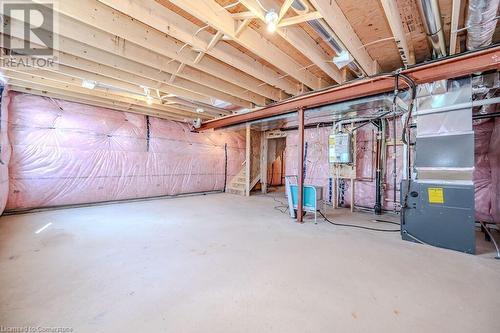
[297,108,305,223]
[199,47,500,131]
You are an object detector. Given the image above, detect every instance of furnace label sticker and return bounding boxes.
[428,187,445,204]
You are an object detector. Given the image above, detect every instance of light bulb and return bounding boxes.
[265,9,278,34]
[146,96,154,105]
[267,21,277,33]
[82,80,97,89]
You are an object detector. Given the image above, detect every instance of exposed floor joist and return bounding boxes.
[9,85,191,122]
[380,0,416,66]
[309,0,379,75]
[30,0,276,107]
[238,0,344,84]
[0,0,496,124]
[8,83,199,123]
[2,17,258,109]
[449,0,463,55]
[90,0,295,98]
[2,70,215,120]
[167,0,327,90]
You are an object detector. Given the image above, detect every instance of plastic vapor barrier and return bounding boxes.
[474,117,500,223]
[285,118,499,223]
[0,89,11,213]
[2,91,245,212]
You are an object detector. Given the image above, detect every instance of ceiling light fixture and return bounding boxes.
[196,108,205,113]
[332,50,353,70]
[141,86,154,106]
[265,9,279,33]
[82,79,97,89]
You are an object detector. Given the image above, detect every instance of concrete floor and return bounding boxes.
[0,193,499,332]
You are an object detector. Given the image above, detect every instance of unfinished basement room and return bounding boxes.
[1,0,500,332]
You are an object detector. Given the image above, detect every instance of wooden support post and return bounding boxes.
[297,108,305,223]
[245,123,251,197]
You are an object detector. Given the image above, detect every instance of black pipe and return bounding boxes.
[146,115,151,152]
[392,76,399,211]
[373,119,383,215]
[223,143,228,192]
[473,111,500,120]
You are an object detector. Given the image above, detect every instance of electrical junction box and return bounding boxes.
[329,133,352,164]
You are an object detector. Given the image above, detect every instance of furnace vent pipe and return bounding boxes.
[416,0,447,58]
[292,1,364,77]
[465,0,500,50]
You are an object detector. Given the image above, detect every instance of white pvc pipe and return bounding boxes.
[416,96,500,116]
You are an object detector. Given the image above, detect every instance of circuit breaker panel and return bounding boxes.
[329,133,352,164]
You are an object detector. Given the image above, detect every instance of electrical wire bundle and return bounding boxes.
[319,211,401,233]
[267,193,400,232]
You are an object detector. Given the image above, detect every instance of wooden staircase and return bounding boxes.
[226,167,247,196]
[226,161,261,196]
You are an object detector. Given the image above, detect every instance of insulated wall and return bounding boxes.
[474,117,500,223]
[285,124,403,211]
[0,89,10,213]
[285,118,500,223]
[2,91,245,212]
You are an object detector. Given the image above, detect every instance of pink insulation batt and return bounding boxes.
[0,89,10,213]
[473,117,500,223]
[285,124,403,211]
[1,91,245,212]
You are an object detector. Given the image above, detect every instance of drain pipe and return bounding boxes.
[465,0,500,50]
[416,0,447,58]
[373,119,386,215]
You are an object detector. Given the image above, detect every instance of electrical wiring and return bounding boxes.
[319,211,401,233]
[267,193,400,232]
[221,1,241,10]
[267,193,289,214]
[373,219,400,226]
[255,0,269,13]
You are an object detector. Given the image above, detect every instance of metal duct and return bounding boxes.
[416,0,447,58]
[465,0,500,50]
[293,1,364,77]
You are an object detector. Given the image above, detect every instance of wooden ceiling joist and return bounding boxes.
[0,0,494,125]
[380,0,416,66]
[449,0,463,55]
[2,71,213,120]
[238,0,343,84]
[2,17,259,109]
[277,12,324,28]
[167,0,327,90]
[91,0,295,98]
[279,0,295,22]
[29,0,277,106]
[9,85,190,122]
[309,0,379,75]
[24,66,228,117]
[4,68,223,118]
